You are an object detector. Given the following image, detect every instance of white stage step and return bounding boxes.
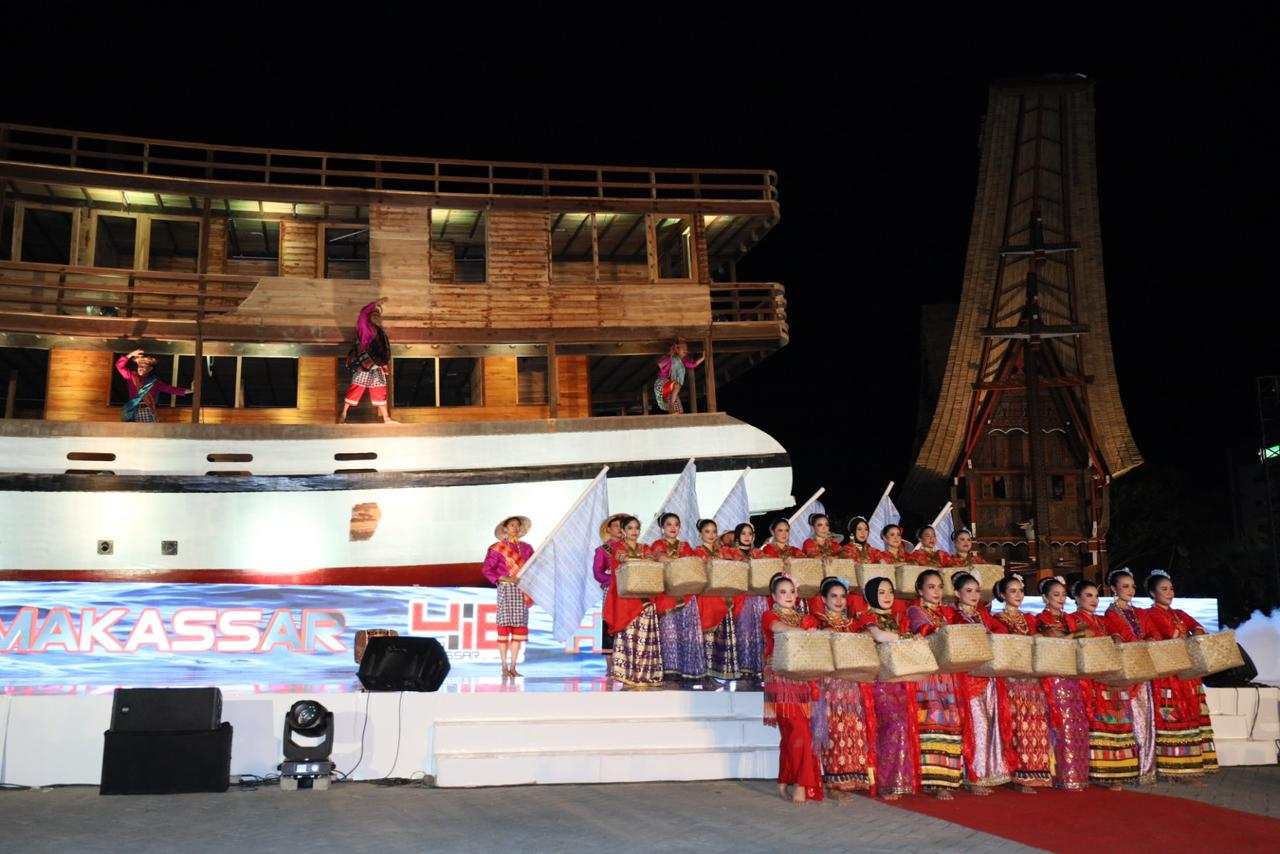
[1205,685,1280,765]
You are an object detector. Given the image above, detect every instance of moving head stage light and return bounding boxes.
[279,700,334,791]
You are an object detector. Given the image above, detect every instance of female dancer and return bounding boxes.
[801,514,842,559]
[1144,570,1219,780]
[1070,579,1141,788]
[942,528,978,567]
[910,526,946,567]
[115,349,191,422]
[604,516,671,687]
[762,572,823,803]
[842,516,875,564]
[856,576,920,800]
[989,574,1054,792]
[1036,576,1091,791]
[727,522,766,681]
[340,297,394,423]
[653,337,704,414]
[876,524,914,564]
[480,515,534,677]
[905,570,967,798]
[811,577,876,798]
[649,512,706,682]
[949,571,1011,794]
[694,518,741,681]
[593,514,627,654]
[761,518,808,613]
[1104,568,1158,784]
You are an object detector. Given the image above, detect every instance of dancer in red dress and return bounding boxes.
[762,572,823,804]
[909,526,946,567]
[857,577,921,801]
[802,513,860,613]
[948,571,1010,794]
[726,523,766,681]
[811,577,876,797]
[649,512,705,681]
[1070,579,1141,787]
[989,574,1054,792]
[905,570,968,798]
[875,524,914,564]
[604,516,672,687]
[1036,576,1091,791]
[842,516,875,564]
[1104,568,1158,784]
[941,528,978,567]
[694,518,742,681]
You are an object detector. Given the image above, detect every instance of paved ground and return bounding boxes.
[4,767,1278,854]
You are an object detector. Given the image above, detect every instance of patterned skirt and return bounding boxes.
[734,595,768,678]
[965,676,1010,788]
[1044,676,1090,790]
[610,603,663,687]
[495,582,528,628]
[658,598,706,679]
[1005,677,1053,787]
[1086,681,1140,784]
[1131,680,1158,784]
[1153,675,1219,778]
[704,611,741,680]
[351,365,387,387]
[871,680,916,797]
[816,677,873,792]
[915,673,965,789]
[127,404,158,423]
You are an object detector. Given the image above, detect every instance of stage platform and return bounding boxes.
[2,677,1276,789]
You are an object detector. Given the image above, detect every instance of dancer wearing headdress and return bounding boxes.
[989,573,1054,792]
[1104,568,1158,784]
[1070,579,1141,788]
[653,337,704,414]
[1036,576,1091,790]
[481,515,534,677]
[694,518,742,681]
[810,577,875,797]
[340,297,393,423]
[648,512,706,681]
[842,516,875,564]
[941,528,978,567]
[762,572,823,803]
[909,526,946,567]
[593,513,628,654]
[948,570,1011,794]
[726,522,767,680]
[604,515,672,687]
[906,569,968,798]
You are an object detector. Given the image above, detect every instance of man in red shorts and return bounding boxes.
[340,297,394,424]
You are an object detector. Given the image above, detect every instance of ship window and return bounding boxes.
[440,357,481,406]
[147,219,200,272]
[430,209,486,283]
[0,347,49,418]
[20,208,73,264]
[594,213,647,281]
[392,358,437,407]
[551,213,595,281]
[226,218,280,269]
[653,215,693,279]
[517,357,548,405]
[323,224,370,279]
[240,357,298,408]
[95,215,137,269]
[109,354,295,410]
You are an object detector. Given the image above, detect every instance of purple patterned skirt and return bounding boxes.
[658,597,706,679]
[734,595,768,677]
[1044,676,1090,790]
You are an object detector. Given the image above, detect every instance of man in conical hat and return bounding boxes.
[480,515,533,677]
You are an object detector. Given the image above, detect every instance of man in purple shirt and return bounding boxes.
[115,349,190,422]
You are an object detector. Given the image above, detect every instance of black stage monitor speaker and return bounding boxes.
[357,636,451,692]
[111,687,223,732]
[1203,643,1259,688]
[101,723,233,795]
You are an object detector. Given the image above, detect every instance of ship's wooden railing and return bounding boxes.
[0,261,259,318]
[0,124,778,203]
[710,282,788,341]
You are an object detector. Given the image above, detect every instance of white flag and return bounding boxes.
[866,483,901,551]
[932,503,955,556]
[518,468,610,643]
[787,496,827,545]
[712,470,751,537]
[642,458,700,544]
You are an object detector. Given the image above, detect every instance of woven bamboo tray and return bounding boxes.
[748,557,784,595]
[1033,636,1079,676]
[705,558,748,596]
[773,629,834,679]
[856,563,894,590]
[824,558,858,585]
[972,633,1035,677]
[787,558,824,597]
[929,623,993,673]
[971,564,1005,601]
[830,632,879,681]
[664,556,707,597]
[617,560,665,598]
[877,637,939,682]
[1076,635,1122,676]
[895,564,926,598]
[1099,643,1158,686]
[1147,637,1194,678]
[1180,630,1245,678]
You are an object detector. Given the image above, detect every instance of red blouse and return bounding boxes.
[940,550,976,568]
[949,603,1002,631]
[1071,609,1110,638]
[875,545,914,564]
[842,541,875,563]
[989,607,1038,635]
[1035,608,1082,635]
[760,541,803,559]
[602,540,676,631]
[1104,603,1154,642]
[691,541,743,629]
[1144,604,1205,639]
[907,601,959,636]
[801,537,842,559]
[762,608,819,660]
[855,608,910,636]
[909,548,947,568]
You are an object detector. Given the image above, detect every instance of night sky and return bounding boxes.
[3,25,1276,526]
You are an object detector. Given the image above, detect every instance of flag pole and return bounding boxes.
[930,501,953,530]
[787,486,825,528]
[873,481,895,516]
[517,466,609,578]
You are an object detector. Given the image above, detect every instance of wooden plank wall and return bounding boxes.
[487,210,547,286]
[483,357,516,406]
[370,204,429,281]
[204,219,228,274]
[429,242,456,282]
[279,221,319,277]
[556,355,590,418]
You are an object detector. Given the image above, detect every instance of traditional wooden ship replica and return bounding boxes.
[906,76,1143,585]
[0,125,791,584]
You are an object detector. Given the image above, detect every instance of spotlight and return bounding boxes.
[278,699,335,791]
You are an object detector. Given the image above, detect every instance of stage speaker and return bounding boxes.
[1203,643,1259,688]
[111,687,223,732]
[100,723,233,795]
[357,636,451,692]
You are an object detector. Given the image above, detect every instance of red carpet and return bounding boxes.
[889,786,1280,852]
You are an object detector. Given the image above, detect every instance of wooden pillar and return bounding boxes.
[547,341,559,419]
[191,198,212,422]
[641,384,650,415]
[687,360,698,414]
[702,335,717,413]
[4,371,16,418]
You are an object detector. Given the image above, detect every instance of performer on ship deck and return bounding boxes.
[340,297,394,424]
[115,349,190,422]
[653,337,704,415]
[481,515,534,678]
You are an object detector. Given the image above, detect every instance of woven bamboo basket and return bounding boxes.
[895,564,926,598]
[1076,635,1123,676]
[1099,643,1158,686]
[748,557,784,595]
[830,632,880,681]
[824,558,858,584]
[972,633,1035,677]
[1147,637,1194,678]
[877,637,939,682]
[856,563,894,590]
[1180,630,1244,678]
[354,629,398,664]
[773,629,835,679]
[1033,636,1079,676]
[971,564,1006,601]
[705,559,749,596]
[664,556,707,597]
[929,623,993,673]
[787,558,824,597]
[617,560,665,598]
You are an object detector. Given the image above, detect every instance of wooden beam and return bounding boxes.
[547,340,559,419]
[192,197,212,422]
[702,334,717,413]
[687,356,698,414]
[4,371,16,418]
